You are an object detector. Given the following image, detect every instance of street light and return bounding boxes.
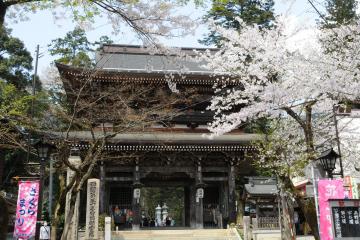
[317,148,340,179]
[36,142,51,160]
[33,140,53,240]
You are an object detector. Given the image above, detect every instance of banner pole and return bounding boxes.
[312,165,320,238]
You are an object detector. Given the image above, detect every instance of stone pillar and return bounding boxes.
[195,163,204,229]
[99,161,106,214]
[85,179,100,240]
[228,163,237,224]
[104,217,111,240]
[243,216,251,240]
[132,164,141,230]
[65,154,81,240]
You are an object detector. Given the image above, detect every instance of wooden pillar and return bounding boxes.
[132,164,141,230]
[195,162,204,229]
[222,182,229,219]
[184,186,190,227]
[99,161,106,214]
[189,185,196,228]
[228,163,237,224]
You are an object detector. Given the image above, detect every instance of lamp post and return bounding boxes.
[34,140,52,239]
[316,148,341,179]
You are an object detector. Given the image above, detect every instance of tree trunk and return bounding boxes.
[0,150,4,187]
[0,195,9,240]
[279,179,295,240]
[61,194,77,240]
[51,174,66,240]
[0,2,7,27]
[281,176,319,240]
[296,198,319,239]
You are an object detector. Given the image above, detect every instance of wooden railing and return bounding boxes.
[256,217,280,229]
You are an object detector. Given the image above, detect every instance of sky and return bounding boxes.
[6,0,324,79]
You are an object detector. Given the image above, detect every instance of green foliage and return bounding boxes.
[252,120,308,178]
[142,187,184,224]
[243,117,271,134]
[48,27,93,67]
[0,27,33,90]
[320,0,358,28]
[200,0,275,46]
[98,213,106,231]
[0,1,100,26]
[97,36,114,46]
[48,27,113,67]
[98,213,115,231]
[0,80,33,119]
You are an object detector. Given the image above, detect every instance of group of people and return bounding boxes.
[113,206,133,229]
[112,205,176,229]
[141,213,175,227]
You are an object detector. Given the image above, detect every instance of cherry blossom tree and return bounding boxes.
[200,15,360,162]
[198,16,360,239]
[1,0,199,41]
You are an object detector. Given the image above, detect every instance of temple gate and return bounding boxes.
[56,44,260,230]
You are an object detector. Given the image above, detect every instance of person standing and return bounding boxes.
[39,221,50,240]
[113,206,122,230]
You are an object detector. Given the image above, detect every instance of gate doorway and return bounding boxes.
[203,186,221,228]
[140,187,185,228]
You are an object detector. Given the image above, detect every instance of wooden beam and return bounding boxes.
[99,162,106,214]
[104,166,229,173]
[203,177,228,181]
[105,166,133,172]
[105,177,133,181]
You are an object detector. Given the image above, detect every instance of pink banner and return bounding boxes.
[13,181,40,239]
[318,179,345,240]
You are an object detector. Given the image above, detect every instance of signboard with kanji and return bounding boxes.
[318,179,345,240]
[13,181,40,239]
[85,178,100,240]
[330,199,360,240]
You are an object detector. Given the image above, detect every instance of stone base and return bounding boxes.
[252,229,281,240]
[132,224,140,230]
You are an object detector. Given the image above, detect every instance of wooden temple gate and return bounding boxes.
[56,44,261,230]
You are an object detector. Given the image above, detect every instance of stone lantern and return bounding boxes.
[162,203,168,223]
[155,204,162,226]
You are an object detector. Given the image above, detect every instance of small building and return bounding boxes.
[243,177,279,229]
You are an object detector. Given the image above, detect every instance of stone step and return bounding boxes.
[112,229,241,240]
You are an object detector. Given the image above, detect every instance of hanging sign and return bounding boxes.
[133,188,141,199]
[318,179,345,240]
[196,188,204,199]
[13,180,40,239]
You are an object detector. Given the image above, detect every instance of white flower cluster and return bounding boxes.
[6,0,197,38]
[199,16,360,175]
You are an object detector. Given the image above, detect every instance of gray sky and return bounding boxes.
[7,0,323,78]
